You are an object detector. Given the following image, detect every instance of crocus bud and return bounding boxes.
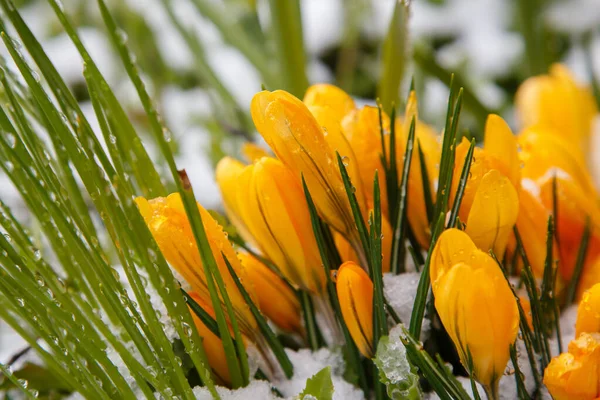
[576,283,600,337]
[544,332,600,400]
[188,292,233,385]
[233,157,326,293]
[336,261,373,358]
[250,90,360,246]
[431,229,519,394]
[238,252,302,334]
[135,193,258,337]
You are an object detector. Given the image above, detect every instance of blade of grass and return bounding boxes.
[223,255,294,378]
[268,0,308,96]
[337,152,372,265]
[566,217,592,304]
[417,140,434,226]
[378,0,409,113]
[390,117,415,274]
[409,212,445,338]
[447,138,475,228]
[302,177,369,394]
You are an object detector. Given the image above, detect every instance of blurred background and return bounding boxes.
[1,0,600,366]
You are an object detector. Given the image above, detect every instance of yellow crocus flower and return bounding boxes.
[516,64,597,154]
[251,90,361,249]
[336,261,373,358]
[238,252,302,334]
[188,292,235,385]
[449,115,520,259]
[227,156,326,294]
[576,283,600,337]
[431,229,519,395]
[135,193,257,336]
[518,127,595,195]
[544,332,600,400]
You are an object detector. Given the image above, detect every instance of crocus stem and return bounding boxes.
[313,293,342,346]
[483,383,499,400]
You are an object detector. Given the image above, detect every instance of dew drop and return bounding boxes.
[6,132,16,148]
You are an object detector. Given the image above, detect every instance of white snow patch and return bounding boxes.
[192,380,277,400]
[383,272,430,341]
[276,347,364,400]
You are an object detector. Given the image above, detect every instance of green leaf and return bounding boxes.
[298,366,334,400]
[374,329,421,400]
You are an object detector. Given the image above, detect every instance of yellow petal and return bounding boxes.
[434,260,519,390]
[251,90,358,245]
[188,292,233,385]
[576,283,600,337]
[238,253,302,334]
[450,138,510,222]
[242,143,270,163]
[538,174,600,281]
[342,106,390,218]
[336,261,373,357]
[516,64,598,152]
[464,169,519,259]
[215,156,257,247]
[543,333,600,400]
[135,194,257,336]
[507,185,555,278]
[430,228,489,289]
[484,114,520,190]
[235,157,326,293]
[308,104,367,213]
[519,126,594,195]
[303,83,356,122]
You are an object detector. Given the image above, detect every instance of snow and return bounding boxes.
[192,380,277,400]
[275,348,364,400]
[383,272,430,341]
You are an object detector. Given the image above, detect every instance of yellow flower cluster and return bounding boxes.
[134,63,600,391]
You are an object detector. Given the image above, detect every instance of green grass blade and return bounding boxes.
[447,138,475,228]
[417,140,434,226]
[378,0,409,112]
[390,117,415,274]
[337,152,372,265]
[267,0,308,96]
[409,213,445,338]
[566,217,592,304]
[302,177,369,394]
[223,255,293,378]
